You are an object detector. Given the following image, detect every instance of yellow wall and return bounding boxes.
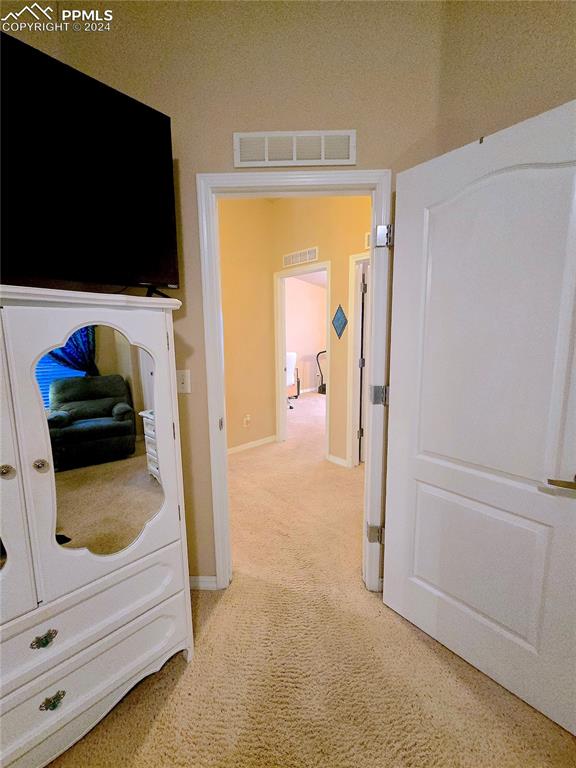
[220,196,371,458]
[219,199,276,449]
[273,197,372,460]
[11,1,576,576]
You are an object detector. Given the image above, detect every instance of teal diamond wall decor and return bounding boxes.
[332,305,348,339]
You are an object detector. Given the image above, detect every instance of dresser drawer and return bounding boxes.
[0,542,184,697]
[1,590,189,766]
[143,419,156,439]
[144,435,158,458]
[148,458,161,480]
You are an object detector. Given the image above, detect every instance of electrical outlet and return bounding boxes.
[176,370,191,394]
[243,414,251,428]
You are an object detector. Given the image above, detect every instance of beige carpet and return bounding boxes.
[51,394,576,767]
[55,451,163,555]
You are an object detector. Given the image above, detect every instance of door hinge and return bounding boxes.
[361,278,368,294]
[370,384,389,406]
[375,224,394,248]
[178,504,181,521]
[359,357,366,368]
[172,422,176,439]
[357,427,364,439]
[367,524,384,544]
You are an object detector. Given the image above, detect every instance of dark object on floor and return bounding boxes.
[288,366,300,409]
[48,374,136,471]
[55,534,72,545]
[316,350,327,394]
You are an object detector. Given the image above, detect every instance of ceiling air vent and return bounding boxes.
[234,131,356,168]
[283,247,319,269]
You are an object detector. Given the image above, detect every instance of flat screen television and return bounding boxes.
[1,33,179,292]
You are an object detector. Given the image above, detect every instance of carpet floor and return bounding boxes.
[50,394,576,767]
[55,450,163,555]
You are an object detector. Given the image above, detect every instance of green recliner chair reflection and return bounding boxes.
[47,374,136,471]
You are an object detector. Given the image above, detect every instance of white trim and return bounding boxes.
[326,453,350,468]
[196,176,232,590]
[0,284,181,311]
[346,251,370,468]
[196,170,391,594]
[227,435,276,454]
[274,262,330,455]
[189,576,221,590]
[362,181,393,593]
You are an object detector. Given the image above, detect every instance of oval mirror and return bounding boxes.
[35,324,164,555]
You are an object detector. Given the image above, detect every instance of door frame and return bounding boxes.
[347,251,370,468]
[196,170,391,590]
[274,262,331,456]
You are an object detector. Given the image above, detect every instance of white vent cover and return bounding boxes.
[234,131,356,168]
[283,247,319,268]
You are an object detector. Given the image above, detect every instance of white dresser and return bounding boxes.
[0,286,193,768]
[139,409,160,481]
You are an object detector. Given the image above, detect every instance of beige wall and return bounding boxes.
[10,1,576,576]
[286,278,327,393]
[220,196,371,459]
[96,326,145,434]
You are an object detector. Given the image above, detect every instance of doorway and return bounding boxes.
[275,263,330,459]
[197,171,392,591]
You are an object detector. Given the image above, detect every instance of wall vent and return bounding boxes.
[283,247,319,268]
[234,131,356,168]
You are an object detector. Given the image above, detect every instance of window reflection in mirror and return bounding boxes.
[35,325,163,555]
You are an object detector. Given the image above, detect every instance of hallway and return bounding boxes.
[51,396,575,767]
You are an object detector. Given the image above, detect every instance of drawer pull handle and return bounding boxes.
[30,628,58,649]
[39,690,66,711]
[547,476,576,491]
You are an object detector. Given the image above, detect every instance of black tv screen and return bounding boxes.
[1,34,179,291]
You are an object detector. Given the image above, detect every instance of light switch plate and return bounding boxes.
[176,369,191,394]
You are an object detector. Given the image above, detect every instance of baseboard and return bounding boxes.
[189,575,220,590]
[326,453,351,468]
[227,435,276,454]
[364,577,384,593]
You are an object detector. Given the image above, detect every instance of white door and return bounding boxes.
[0,321,38,623]
[384,101,576,733]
